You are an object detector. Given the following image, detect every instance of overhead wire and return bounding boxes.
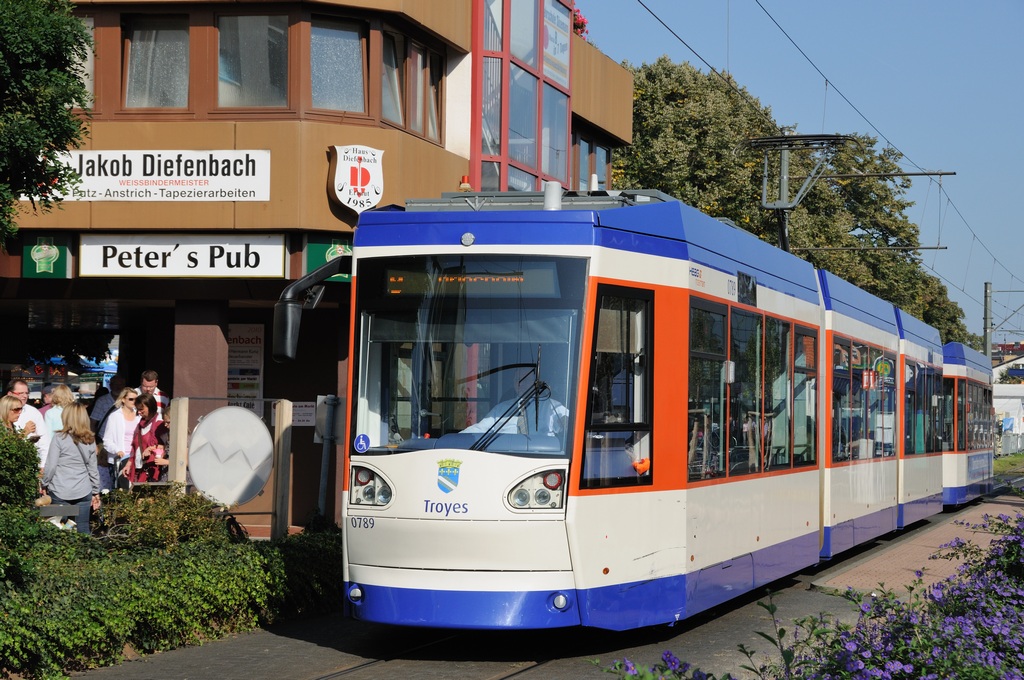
[632,0,1008,336]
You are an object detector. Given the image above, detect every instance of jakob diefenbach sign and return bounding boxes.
[55,150,270,201]
[328,145,384,213]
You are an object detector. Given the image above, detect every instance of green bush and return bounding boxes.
[0,487,347,680]
[99,484,238,550]
[0,426,42,507]
[256,522,345,621]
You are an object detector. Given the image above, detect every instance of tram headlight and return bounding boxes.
[350,466,393,507]
[507,469,566,510]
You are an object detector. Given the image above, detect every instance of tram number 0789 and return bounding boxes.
[350,517,375,529]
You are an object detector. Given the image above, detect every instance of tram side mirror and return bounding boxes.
[273,299,302,362]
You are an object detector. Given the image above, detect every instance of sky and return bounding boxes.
[579,0,1024,342]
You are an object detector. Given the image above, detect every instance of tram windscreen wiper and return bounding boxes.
[470,349,545,451]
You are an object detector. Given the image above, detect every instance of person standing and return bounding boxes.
[41,403,101,535]
[44,384,75,436]
[38,384,55,417]
[101,388,139,492]
[6,379,50,469]
[0,395,23,431]
[91,374,125,435]
[137,370,169,419]
[125,392,168,484]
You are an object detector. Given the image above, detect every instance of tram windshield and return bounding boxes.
[351,255,586,456]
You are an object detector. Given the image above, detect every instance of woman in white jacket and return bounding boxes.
[100,388,139,492]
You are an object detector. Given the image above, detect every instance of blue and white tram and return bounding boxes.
[894,309,945,528]
[941,342,995,505]
[817,271,901,558]
[273,187,984,631]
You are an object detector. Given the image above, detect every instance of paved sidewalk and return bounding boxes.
[813,490,1023,594]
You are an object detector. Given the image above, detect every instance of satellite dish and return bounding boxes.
[188,406,274,506]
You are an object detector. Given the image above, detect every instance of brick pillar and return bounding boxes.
[173,300,229,408]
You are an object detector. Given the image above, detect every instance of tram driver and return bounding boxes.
[462,367,569,437]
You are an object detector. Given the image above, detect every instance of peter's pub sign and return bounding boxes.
[328,145,384,214]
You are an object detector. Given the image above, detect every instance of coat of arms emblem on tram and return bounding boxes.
[437,459,462,494]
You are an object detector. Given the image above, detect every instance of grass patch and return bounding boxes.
[995,452,1024,476]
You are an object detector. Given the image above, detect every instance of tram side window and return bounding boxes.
[581,288,652,488]
[904,360,920,455]
[728,310,763,476]
[850,342,870,459]
[764,317,791,470]
[873,349,896,457]
[832,338,854,462]
[982,385,993,449]
[688,300,727,481]
[956,380,967,450]
[941,377,955,451]
[927,367,943,453]
[793,328,816,467]
[968,382,991,450]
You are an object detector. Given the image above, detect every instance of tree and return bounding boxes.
[997,368,1024,385]
[0,0,91,249]
[616,56,973,344]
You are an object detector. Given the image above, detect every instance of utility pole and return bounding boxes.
[983,284,1024,363]
[749,134,955,253]
[748,134,853,252]
[985,282,992,363]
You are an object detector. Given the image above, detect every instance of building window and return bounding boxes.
[381,32,443,141]
[311,18,364,112]
[594,144,609,189]
[124,15,189,108]
[218,15,288,108]
[577,138,590,190]
[508,64,537,168]
[85,8,446,134]
[481,161,500,191]
[484,0,502,50]
[541,84,567,182]
[482,57,502,156]
[510,0,537,67]
[381,33,404,124]
[541,0,570,88]
[508,165,535,192]
[80,16,95,102]
[574,133,612,190]
[478,0,572,191]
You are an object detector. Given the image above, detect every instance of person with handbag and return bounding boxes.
[99,388,139,492]
[41,403,101,535]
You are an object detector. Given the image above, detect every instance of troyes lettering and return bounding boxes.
[423,500,469,516]
[101,244,263,270]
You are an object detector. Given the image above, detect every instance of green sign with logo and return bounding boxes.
[22,235,72,279]
[305,236,352,282]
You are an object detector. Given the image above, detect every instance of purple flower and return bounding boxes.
[661,650,683,672]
